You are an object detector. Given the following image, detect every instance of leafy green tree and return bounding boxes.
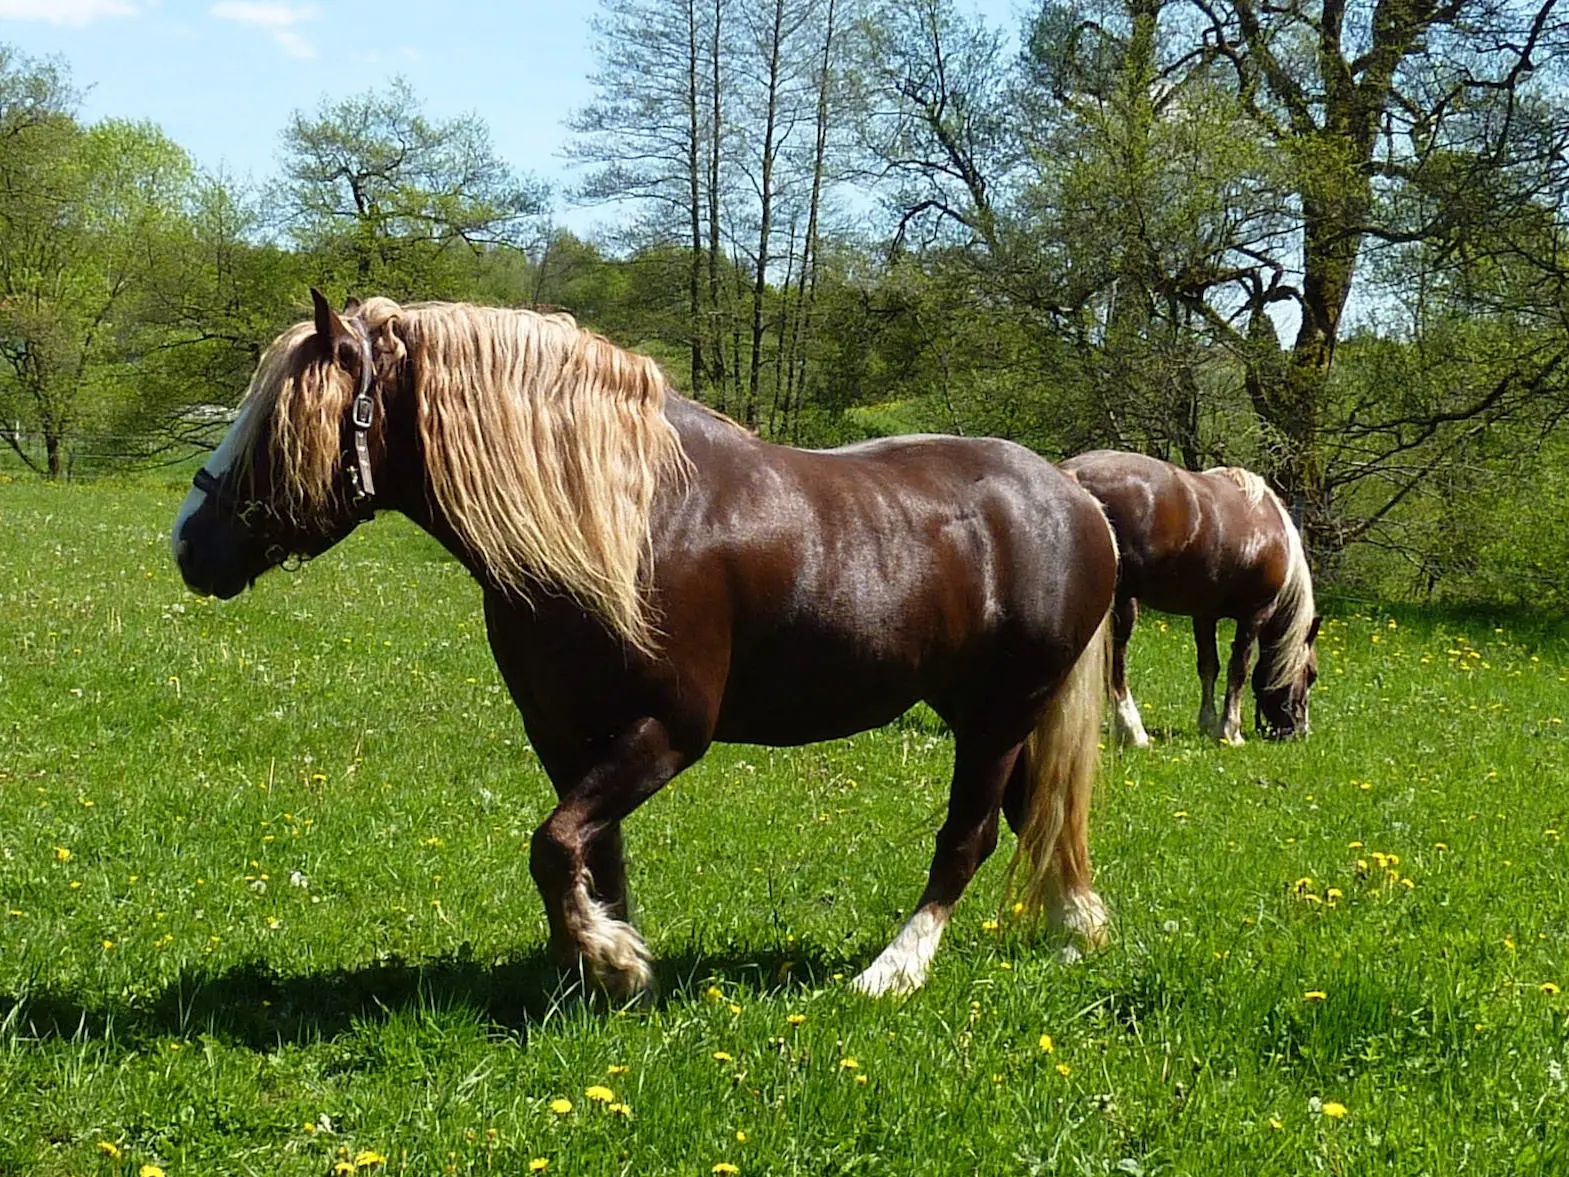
[279,78,549,299]
[0,48,195,476]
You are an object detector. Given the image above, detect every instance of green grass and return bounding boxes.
[3,476,1569,1176]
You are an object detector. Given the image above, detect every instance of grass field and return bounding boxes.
[3,477,1569,1176]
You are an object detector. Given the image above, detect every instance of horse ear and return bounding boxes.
[310,287,356,366]
[1306,615,1322,646]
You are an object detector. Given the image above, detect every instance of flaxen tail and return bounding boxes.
[1002,607,1113,941]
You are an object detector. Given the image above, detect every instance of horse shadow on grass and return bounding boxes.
[0,941,852,1053]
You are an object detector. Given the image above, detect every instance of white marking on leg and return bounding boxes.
[852,907,949,997]
[1222,693,1245,745]
[1049,888,1109,958]
[172,402,254,561]
[1114,693,1151,748]
[562,871,653,1001]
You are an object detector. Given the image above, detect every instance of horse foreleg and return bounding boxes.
[1194,616,1222,739]
[1110,595,1149,748]
[529,718,688,1003]
[1219,619,1259,745]
[854,739,1019,998]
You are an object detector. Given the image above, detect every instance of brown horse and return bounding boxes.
[172,291,1119,1001]
[1061,450,1319,745]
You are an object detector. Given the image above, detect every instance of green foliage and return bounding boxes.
[279,77,549,299]
[5,483,1569,1173]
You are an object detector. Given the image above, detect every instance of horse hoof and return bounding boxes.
[1223,731,1245,747]
[850,961,924,998]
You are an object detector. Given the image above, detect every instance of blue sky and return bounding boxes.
[1,0,1023,235]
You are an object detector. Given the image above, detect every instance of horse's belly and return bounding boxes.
[710,651,927,746]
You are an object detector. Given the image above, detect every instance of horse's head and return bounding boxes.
[1253,615,1321,740]
[172,289,393,598]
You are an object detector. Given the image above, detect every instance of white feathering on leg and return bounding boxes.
[562,871,653,1001]
[1114,693,1151,748]
[1049,888,1109,962]
[852,908,949,998]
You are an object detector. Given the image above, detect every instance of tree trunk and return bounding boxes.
[783,0,836,439]
[686,0,706,396]
[745,0,786,430]
[707,0,727,413]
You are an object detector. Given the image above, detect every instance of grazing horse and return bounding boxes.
[1061,450,1319,746]
[172,291,1119,1001]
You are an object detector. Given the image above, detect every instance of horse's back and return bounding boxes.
[662,421,1116,743]
[1063,449,1288,617]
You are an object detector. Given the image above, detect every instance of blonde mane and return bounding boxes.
[1200,464,1314,688]
[1204,465,1268,507]
[234,298,690,655]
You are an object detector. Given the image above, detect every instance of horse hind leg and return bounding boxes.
[1003,612,1113,958]
[853,737,1020,998]
[1110,595,1150,748]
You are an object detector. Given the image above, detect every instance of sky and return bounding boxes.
[0,0,1023,236]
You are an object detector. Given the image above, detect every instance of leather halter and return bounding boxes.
[192,321,380,534]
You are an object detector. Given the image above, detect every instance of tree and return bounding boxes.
[279,78,549,298]
[569,0,714,394]
[0,48,196,476]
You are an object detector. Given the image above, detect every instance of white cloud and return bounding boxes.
[0,0,138,25]
[209,1,317,57]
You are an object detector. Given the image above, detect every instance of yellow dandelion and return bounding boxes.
[786,1013,806,1026]
[1541,982,1561,995]
[608,1064,629,1075]
[704,985,724,1003]
[102,939,115,951]
[1011,901,1025,916]
[736,1130,748,1143]
[1326,888,1343,901]
[839,1057,859,1069]
[585,1084,615,1103]
[54,846,72,863]
[549,1098,573,1115]
[1055,1062,1072,1077]
[1293,876,1313,893]
[608,1102,631,1116]
[529,1161,550,1174]
[1269,1117,1283,1130]
[713,1165,740,1176]
[1304,991,1327,1001]
[140,1165,166,1177]
[713,1051,735,1063]
[855,1073,868,1086]
[1348,841,1363,849]
[334,1165,355,1176]
[1321,1101,1348,1120]
[1038,1033,1055,1053]
[97,1142,123,1159]
[981,918,999,932]
[354,1151,387,1169]
[728,1002,742,1015]
[1434,842,1448,851]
